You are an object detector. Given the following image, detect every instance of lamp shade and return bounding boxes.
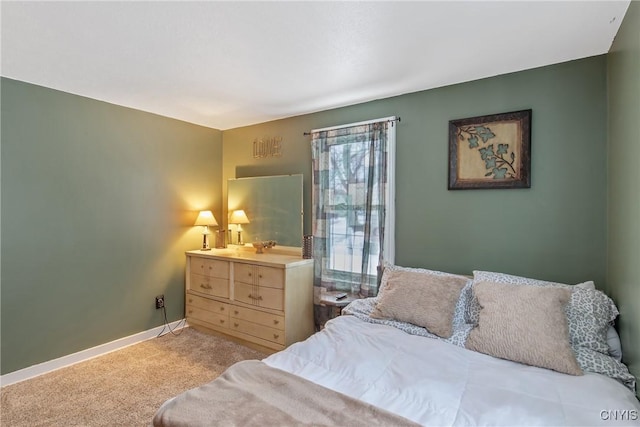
[229,209,250,225]
[194,210,218,226]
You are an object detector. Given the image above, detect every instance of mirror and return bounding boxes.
[227,174,303,247]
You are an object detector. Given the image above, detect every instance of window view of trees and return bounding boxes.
[325,140,381,280]
[312,118,394,299]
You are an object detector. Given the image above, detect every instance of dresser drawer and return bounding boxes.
[186,292,229,315]
[230,318,285,345]
[190,273,229,298]
[234,263,284,289]
[185,250,313,351]
[186,305,229,329]
[190,257,230,279]
[234,282,284,311]
[231,305,284,330]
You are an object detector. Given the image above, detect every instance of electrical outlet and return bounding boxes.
[155,295,165,309]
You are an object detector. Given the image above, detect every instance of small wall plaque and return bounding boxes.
[253,136,283,158]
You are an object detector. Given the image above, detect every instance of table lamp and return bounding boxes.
[194,210,218,251]
[229,209,250,245]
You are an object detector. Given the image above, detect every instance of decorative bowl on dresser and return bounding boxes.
[185,246,314,352]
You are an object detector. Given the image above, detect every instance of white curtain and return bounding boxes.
[311,119,393,328]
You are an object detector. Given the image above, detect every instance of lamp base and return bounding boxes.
[201,233,211,251]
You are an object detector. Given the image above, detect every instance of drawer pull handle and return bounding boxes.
[248,272,252,277]
[220,319,225,324]
[234,310,239,315]
[273,334,279,339]
[220,307,225,311]
[188,298,192,303]
[188,310,193,314]
[234,322,239,327]
[248,294,263,301]
[200,283,212,290]
[273,320,279,325]
[259,274,263,278]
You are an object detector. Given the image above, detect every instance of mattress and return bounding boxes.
[264,315,640,426]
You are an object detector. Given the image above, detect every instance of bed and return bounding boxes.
[153,266,640,427]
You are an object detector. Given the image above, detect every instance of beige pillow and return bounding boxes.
[466,281,582,376]
[370,270,468,338]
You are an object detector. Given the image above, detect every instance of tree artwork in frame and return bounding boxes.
[448,109,531,190]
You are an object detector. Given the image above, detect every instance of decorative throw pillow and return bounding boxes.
[371,269,468,338]
[468,271,617,355]
[466,281,583,376]
[465,272,638,390]
[466,271,574,325]
[378,263,469,294]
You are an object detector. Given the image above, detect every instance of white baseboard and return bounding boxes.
[0,319,187,387]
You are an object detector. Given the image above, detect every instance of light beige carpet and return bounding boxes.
[0,327,267,426]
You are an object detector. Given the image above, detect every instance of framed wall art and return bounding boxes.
[448,109,531,190]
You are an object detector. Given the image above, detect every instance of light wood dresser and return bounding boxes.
[185,247,314,352]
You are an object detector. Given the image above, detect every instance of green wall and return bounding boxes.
[224,56,608,287]
[607,0,640,395]
[1,78,223,374]
[2,46,627,381]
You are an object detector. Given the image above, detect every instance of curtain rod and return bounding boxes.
[303,116,401,136]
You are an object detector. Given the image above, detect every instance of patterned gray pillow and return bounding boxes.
[468,271,635,392]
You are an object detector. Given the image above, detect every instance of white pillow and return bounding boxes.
[607,326,623,362]
[576,281,596,290]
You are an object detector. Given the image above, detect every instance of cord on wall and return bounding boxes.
[156,298,186,338]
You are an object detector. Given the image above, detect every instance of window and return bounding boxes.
[311,117,396,299]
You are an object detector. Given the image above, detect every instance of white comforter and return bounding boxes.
[264,315,640,426]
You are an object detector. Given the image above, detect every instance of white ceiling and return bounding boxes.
[1,1,630,130]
